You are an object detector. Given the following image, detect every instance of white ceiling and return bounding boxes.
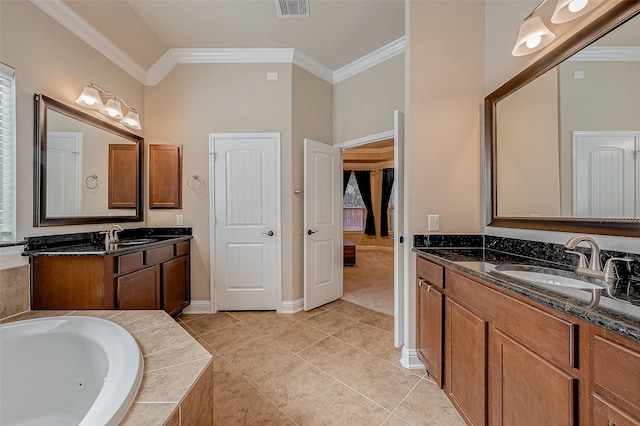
[63,0,405,72]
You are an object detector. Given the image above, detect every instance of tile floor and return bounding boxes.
[343,250,394,315]
[178,300,465,425]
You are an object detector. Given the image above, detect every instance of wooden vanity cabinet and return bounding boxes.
[416,257,445,387]
[590,330,640,425]
[31,240,191,317]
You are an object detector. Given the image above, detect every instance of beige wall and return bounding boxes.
[558,60,640,215]
[496,70,560,217]
[405,0,485,346]
[144,63,293,302]
[0,0,146,241]
[291,65,333,300]
[333,55,404,143]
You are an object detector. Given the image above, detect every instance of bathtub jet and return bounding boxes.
[0,316,143,426]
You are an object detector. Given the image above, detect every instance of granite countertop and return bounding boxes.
[22,227,192,257]
[414,247,640,343]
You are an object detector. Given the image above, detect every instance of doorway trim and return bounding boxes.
[208,132,282,313]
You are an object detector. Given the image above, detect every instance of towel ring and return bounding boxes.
[187,175,205,191]
[85,174,98,190]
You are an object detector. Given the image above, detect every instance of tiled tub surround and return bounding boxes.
[413,234,640,342]
[0,264,30,319]
[0,310,213,425]
[22,227,192,256]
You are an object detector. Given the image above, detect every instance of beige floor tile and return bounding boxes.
[183,313,239,336]
[199,321,264,354]
[359,310,395,333]
[298,336,364,376]
[221,336,305,385]
[259,361,336,410]
[268,320,328,352]
[392,379,465,426]
[381,414,412,425]
[319,299,345,310]
[269,414,297,425]
[285,381,390,426]
[226,310,284,327]
[332,321,393,353]
[197,337,217,356]
[302,309,355,334]
[290,307,326,320]
[329,300,376,320]
[337,353,421,411]
[213,368,283,425]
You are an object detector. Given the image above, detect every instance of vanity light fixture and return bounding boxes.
[75,83,142,130]
[551,0,603,24]
[512,0,555,56]
[512,0,603,56]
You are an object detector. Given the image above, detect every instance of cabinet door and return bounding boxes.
[162,255,190,316]
[490,329,577,426]
[108,144,138,208]
[446,298,488,426]
[416,278,444,387]
[592,394,640,426]
[117,266,160,310]
[149,144,182,209]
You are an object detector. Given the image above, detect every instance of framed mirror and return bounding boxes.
[34,94,143,226]
[485,2,640,237]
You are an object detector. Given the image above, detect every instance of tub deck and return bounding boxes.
[1,310,212,425]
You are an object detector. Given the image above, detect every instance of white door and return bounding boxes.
[210,133,280,311]
[47,132,82,216]
[304,138,343,311]
[393,111,406,348]
[573,131,639,217]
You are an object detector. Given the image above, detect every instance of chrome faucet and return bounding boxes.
[102,225,123,244]
[564,235,603,277]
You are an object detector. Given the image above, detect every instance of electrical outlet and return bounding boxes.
[428,214,440,232]
[176,214,184,226]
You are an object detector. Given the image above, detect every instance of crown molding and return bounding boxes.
[33,0,404,86]
[30,0,148,84]
[293,50,334,83]
[333,37,406,84]
[569,46,640,61]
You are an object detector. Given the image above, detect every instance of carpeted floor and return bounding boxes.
[342,249,394,315]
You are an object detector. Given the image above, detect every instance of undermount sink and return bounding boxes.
[494,264,608,290]
[116,238,157,246]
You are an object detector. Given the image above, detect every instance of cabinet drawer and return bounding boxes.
[446,270,576,370]
[176,241,190,257]
[145,245,174,265]
[118,252,143,274]
[593,334,640,415]
[417,257,444,288]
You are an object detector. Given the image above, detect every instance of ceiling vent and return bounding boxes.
[275,0,309,17]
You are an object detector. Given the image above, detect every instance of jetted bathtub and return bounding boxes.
[0,316,143,426]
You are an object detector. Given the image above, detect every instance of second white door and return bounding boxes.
[211,133,280,311]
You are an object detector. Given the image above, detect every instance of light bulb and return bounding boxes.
[526,35,542,49]
[568,0,588,12]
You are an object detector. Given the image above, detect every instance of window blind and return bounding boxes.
[0,63,16,240]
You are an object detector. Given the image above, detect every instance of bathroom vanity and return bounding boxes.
[24,228,191,317]
[414,241,640,426]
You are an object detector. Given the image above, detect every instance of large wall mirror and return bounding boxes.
[34,94,143,226]
[486,2,640,237]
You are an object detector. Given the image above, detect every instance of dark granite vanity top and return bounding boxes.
[414,245,640,343]
[22,227,192,257]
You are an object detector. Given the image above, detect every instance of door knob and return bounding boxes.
[262,230,274,236]
[307,229,319,235]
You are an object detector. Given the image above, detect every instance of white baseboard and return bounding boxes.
[183,300,213,314]
[400,347,425,370]
[280,298,304,314]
